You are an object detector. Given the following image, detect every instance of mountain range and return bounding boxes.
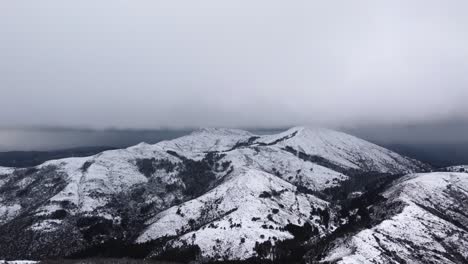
[0,127,466,263]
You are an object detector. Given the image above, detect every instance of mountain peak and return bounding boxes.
[258,126,427,173]
[0,126,430,261]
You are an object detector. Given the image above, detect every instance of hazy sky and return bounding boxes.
[1,1,468,129]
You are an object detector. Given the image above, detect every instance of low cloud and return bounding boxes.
[1,1,467,129]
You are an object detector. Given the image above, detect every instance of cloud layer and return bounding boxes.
[1,1,468,128]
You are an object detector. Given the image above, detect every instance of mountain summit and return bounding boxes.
[0,127,436,262]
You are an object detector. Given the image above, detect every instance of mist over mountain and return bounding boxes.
[2,1,468,263]
[0,127,430,261]
[1,127,467,263]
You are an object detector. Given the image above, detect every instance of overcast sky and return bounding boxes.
[1,1,468,129]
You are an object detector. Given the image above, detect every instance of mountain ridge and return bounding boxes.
[0,126,432,261]
[318,171,468,264]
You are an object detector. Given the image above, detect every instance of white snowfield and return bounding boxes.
[0,126,427,260]
[0,167,15,175]
[158,128,254,159]
[137,169,330,259]
[258,127,424,173]
[323,172,468,264]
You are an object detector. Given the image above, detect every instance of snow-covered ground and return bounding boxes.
[0,167,15,188]
[0,261,39,264]
[322,172,468,264]
[0,167,15,175]
[0,126,429,260]
[137,169,332,260]
[257,127,426,173]
[5,127,422,222]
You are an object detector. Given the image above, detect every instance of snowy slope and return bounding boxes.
[0,261,39,264]
[0,127,428,260]
[221,147,348,191]
[257,127,426,173]
[158,128,254,158]
[0,167,14,175]
[321,172,468,264]
[0,167,15,188]
[137,169,332,260]
[19,126,422,218]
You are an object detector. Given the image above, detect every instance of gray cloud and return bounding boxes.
[1,0,468,129]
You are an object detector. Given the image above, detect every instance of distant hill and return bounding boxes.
[1,127,467,168]
[0,146,116,168]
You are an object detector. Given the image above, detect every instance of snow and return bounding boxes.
[157,128,253,160]
[0,167,15,188]
[221,147,348,191]
[29,219,63,232]
[334,203,466,264]
[39,148,160,213]
[323,172,468,264]
[33,125,415,220]
[0,204,21,225]
[384,171,468,207]
[258,127,425,173]
[0,261,39,264]
[23,126,422,218]
[137,169,330,260]
[0,126,429,261]
[0,167,14,175]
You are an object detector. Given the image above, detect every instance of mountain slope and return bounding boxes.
[258,127,426,173]
[0,127,427,260]
[318,172,468,264]
[137,169,332,260]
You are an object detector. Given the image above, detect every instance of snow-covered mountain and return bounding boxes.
[315,171,468,264]
[137,168,332,260]
[0,127,430,261]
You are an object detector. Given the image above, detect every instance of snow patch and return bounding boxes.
[0,204,21,224]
